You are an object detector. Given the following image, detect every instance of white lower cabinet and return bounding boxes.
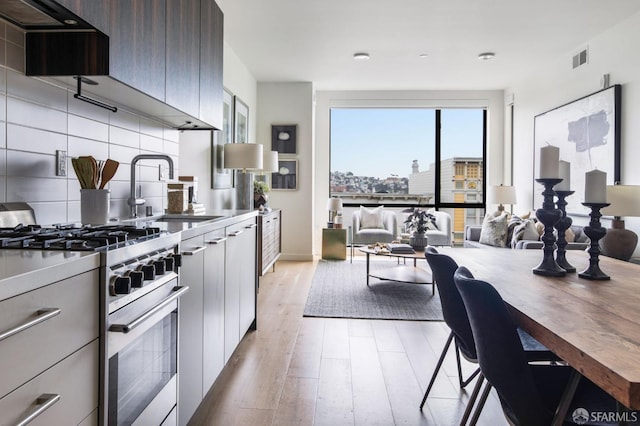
[178,234,206,426]
[0,340,99,426]
[177,215,258,426]
[0,269,99,426]
[202,229,226,393]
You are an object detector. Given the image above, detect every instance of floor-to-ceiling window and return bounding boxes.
[330,107,486,245]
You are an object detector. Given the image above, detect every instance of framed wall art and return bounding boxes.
[271,124,297,154]
[271,159,298,190]
[234,96,249,144]
[533,84,621,215]
[211,88,234,189]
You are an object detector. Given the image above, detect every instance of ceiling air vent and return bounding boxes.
[572,47,588,69]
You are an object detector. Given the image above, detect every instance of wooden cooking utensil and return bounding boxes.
[99,159,120,189]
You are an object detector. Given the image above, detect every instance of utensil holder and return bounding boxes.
[81,189,110,225]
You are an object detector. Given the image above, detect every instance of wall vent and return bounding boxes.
[572,47,588,69]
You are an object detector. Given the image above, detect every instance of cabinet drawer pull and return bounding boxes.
[182,246,207,255]
[110,286,189,333]
[15,393,61,426]
[206,237,227,245]
[0,308,61,342]
[245,223,257,229]
[228,230,243,237]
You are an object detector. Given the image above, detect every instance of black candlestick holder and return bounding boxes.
[533,178,566,276]
[579,202,611,280]
[554,190,576,273]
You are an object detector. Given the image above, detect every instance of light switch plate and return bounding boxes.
[56,150,67,176]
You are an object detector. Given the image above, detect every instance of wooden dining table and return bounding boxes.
[440,247,640,414]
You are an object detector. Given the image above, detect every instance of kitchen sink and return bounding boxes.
[119,214,226,224]
[151,214,225,222]
[154,215,224,222]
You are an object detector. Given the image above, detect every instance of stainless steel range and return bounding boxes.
[0,204,187,426]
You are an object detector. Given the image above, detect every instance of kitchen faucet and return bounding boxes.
[128,154,175,218]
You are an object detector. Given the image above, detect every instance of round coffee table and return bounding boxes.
[358,247,434,293]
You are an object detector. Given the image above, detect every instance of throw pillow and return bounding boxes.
[360,205,384,229]
[511,219,540,248]
[565,227,576,243]
[507,215,523,243]
[479,212,509,247]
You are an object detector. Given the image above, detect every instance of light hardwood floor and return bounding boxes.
[189,259,508,426]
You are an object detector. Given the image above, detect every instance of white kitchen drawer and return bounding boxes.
[0,339,98,426]
[0,270,99,398]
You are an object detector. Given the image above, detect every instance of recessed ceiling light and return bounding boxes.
[478,52,495,60]
[419,53,428,58]
[64,19,78,25]
[353,52,370,61]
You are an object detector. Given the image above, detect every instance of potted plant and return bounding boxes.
[403,207,437,250]
[253,180,270,210]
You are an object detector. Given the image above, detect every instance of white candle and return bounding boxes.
[585,169,607,203]
[556,160,571,191]
[539,145,560,178]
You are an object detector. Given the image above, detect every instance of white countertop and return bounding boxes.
[0,250,100,301]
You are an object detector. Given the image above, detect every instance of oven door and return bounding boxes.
[107,280,188,426]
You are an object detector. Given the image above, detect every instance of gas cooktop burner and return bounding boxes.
[0,224,164,251]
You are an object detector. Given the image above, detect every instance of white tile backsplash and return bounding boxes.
[68,136,109,160]
[140,134,164,153]
[110,125,140,148]
[7,97,67,133]
[68,114,109,142]
[0,42,179,222]
[0,122,5,149]
[6,150,60,178]
[7,123,67,153]
[7,71,67,110]
[7,176,67,202]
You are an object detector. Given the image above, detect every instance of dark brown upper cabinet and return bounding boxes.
[109,0,167,103]
[54,0,110,34]
[166,0,201,120]
[199,0,224,129]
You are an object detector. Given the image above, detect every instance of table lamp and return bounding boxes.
[326,197,343,228]
[224,143,263,209]
[600,185,640,261]
[489,184,516,213]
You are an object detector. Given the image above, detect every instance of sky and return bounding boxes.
[330,108,484,178]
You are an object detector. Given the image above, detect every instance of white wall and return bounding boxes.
[257,82,315,261]
[184,41,258,211]
[314,90,505,254]
[508,10,640,256]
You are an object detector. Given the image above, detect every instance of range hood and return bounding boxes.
[0,0,93,29]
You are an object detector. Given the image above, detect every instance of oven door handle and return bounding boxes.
[109,286,189,334]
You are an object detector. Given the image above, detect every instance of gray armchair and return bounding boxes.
[424,209,452,246]
[352,209,397,245]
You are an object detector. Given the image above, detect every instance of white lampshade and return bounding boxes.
[489,185,517,205]
[262,150,279,172]
[223,143,263,170]
[326,197,343,212]
[601,185,640,217]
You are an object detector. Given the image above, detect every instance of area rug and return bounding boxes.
[303,259,443,321]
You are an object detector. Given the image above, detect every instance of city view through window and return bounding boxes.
[330,107,486,243]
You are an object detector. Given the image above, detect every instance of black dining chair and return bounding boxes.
[453,266,638,426]
[421,247,558,425]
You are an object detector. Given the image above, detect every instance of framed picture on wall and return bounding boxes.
[211,88,234,189]
[271,159,298,190]
[271,124,297,154]
[234,96,249,144]
[533,85,621,215]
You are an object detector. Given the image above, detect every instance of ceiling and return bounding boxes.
[216,0,640,91]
